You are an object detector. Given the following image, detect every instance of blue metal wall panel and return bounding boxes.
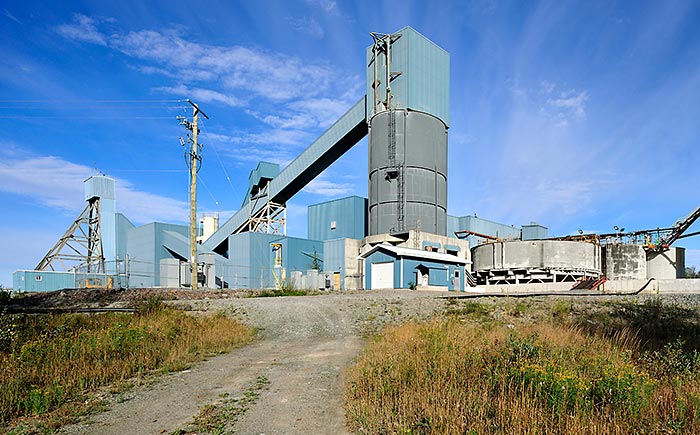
[115,213,134,262]
[84,175,115,200]
[126,223,156,287]
[126,222,189,287]
[308,196,367,241]
[227,232,278,289]
[447,214,461,236]
[522,223,549,240]
[366,26,450,125]
[242,162,280,207]
[12,270,75,292]
[323,239,346,287]
[279,236,324,273]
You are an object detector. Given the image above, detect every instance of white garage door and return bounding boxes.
[371,262,394,289]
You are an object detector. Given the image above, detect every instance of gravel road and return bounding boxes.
[58,290,700,434]
[59,290,449,435]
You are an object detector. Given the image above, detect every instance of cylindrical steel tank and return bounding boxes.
[368,109,447,235]
[472,240,602,278]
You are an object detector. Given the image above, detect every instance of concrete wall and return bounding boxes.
[647,247,685,279]
[472,240,601,273]
[604,244,647,280]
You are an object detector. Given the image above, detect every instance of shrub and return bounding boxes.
[0,308,254,425]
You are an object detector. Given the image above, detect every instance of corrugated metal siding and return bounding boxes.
[323,239,347,288]
[115,213,134,262]
[84,175,115,200]
[365,26,450,125]
[126,223,156,287]
[522,224,549,240]
[227,232,278,289]
[308,196,367,241]
[12,270,75,292]
[280,236,324,273]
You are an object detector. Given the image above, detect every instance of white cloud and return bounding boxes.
[303,174,355,196]
[286,16,325,38]
[108,29,340,103]
[55,14,107,46]
[155,84,245,108]
[55,15,358,110]
[304,0,338,13]
[547,90,588,121]
[3,8,21,24]
[0,150,187,224]
[54,15,362,167]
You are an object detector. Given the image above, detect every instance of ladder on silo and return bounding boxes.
[387,109,405,232]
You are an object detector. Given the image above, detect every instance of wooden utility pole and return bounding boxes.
[178,100,208,289]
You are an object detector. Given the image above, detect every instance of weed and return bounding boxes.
[0,285,11,304]
[346,315,700,435]
[173,375,270,435]
[137,295,165,314]
[1,308,254,428]
[445,301,490,321]
[550,299,572,318]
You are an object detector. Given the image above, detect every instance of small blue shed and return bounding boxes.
[360,244,468,291]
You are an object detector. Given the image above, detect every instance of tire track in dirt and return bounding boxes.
[60,291,447,435]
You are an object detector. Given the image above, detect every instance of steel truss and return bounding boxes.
[35,198,104,273]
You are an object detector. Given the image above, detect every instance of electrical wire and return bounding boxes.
[197,121,238,198]
[197,174,219,206]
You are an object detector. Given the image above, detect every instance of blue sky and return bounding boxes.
[1,0,699,286]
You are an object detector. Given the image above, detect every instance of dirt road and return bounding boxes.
[60,290,448,435]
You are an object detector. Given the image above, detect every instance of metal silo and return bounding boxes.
[366,27,450,236]
[368,108,447,235]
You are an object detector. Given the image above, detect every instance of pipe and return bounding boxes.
[442,278,656,299]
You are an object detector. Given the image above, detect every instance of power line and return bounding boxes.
[198,122,237,198]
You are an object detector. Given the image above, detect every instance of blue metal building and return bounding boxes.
[308,196,367,241]
[360,244,467,291]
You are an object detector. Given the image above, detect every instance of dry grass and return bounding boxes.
[346,299,700,435]
[0,300,254,430]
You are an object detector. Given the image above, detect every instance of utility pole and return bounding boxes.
[178,100,209,290]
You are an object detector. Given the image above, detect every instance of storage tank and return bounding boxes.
[471,240,602,284]
[368,109,447,235]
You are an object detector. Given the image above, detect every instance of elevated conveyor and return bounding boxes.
[203,97,368,255]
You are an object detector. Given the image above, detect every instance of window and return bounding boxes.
[330,220,337,230]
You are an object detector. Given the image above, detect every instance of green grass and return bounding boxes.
[347,298,700,435]
[0,303,254,431]
[171,375,270,435]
